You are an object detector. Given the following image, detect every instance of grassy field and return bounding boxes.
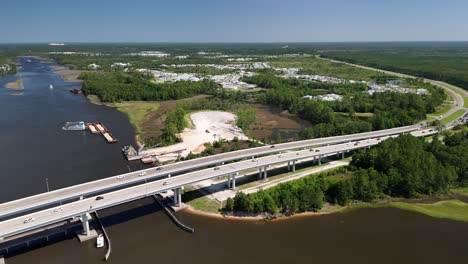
[183,186,222,213]
[268,56,387,81]
[186,196,222,213]
[389,200,468,222]
[346,200,468,222]
[87,95,162,143]
[108,101,160,134]
[441,109,466,125]
[452,187,468,196]
[425,100,454,122]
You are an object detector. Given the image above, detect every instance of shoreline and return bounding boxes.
[5,78,23,90]
[86,95,148,147]
[183,193,468,223]
[49,58,468,224]
[50,65,83,83]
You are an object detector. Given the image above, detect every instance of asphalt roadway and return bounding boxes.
[0,125,421,220]
[0,128,435,239]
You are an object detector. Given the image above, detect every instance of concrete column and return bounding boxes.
[318,156,322,166]
[292,160,296,172]
[259,167,263,179]
[81,213,90,236]
[263,167,268,179]
[232,175,236,190]
[341,152,345,159]
[227,175,232,188]
[173,188,179,205]
[287,161,291,171]
[174,187,182,207]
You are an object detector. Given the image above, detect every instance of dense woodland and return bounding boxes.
[321,46,468,91]
[243,73,446,138]
[224,133,467,214]
[80,71,219,102]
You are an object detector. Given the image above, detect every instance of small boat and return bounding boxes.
[62,121,86,131]
[96,234,104,248]
[49,84,53,89]
[70,88,82,94]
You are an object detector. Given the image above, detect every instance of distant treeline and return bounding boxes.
[80,71,219,102]
[224,133,467,214]
[321,50,468,91]
[243,73,446,138]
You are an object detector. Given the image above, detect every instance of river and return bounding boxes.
[1,58,468,264]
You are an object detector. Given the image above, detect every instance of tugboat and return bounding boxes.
[62,121,86,131]
[96,234,104,248]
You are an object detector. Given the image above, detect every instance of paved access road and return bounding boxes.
[0,125,420,220]
[0,129,436,239]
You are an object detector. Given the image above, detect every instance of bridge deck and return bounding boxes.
[0,128,435,239]
[0,125,419,220]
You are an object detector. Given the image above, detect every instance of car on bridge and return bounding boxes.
[96,196,104,201]
[23,217,34,224]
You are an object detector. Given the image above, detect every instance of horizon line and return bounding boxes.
[1,40,468,45]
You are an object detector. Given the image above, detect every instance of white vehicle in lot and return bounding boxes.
[23,217,34,224]
[138,172,147,176]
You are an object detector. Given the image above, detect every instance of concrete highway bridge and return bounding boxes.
[0,125,435,242]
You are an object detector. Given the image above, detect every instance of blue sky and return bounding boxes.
[1,0,467,43]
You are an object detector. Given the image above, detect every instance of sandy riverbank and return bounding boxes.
[5,79,23,90]
[51,65,82,82]
[184,194,468,223]
[183,203,341,222]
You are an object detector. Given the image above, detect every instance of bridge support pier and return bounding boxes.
[318,156,322,166]
[258,167,263,179]
[82,213,90,236]
[292,160,296,172]
[287,161,291,171]
[173,187,182,207]
[341,152,345,159]
[231,175,236,190]
[76,212,98,242]
[263,167,268,180]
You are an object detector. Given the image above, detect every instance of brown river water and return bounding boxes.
[1,58,467,264]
